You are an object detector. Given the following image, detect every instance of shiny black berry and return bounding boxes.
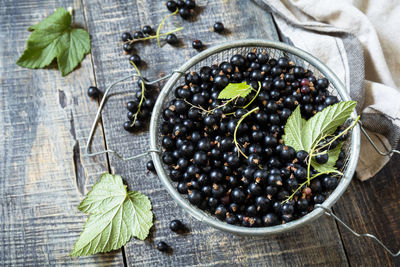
[169,219,184,232]
[121,32,132,42]
[213,22,225,33]
[156,241,169,252]
[87,86,100,98]
[166,33,178,45]
[146,160,155,172]
[192,39,203,50]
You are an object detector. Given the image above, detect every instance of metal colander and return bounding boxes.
[148,39,361,235]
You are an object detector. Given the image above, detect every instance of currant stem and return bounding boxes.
[233,107,259,159]
[129,61,145,126]
[282,169,343,204]
[156,9,179,48]
[241,82,261,109]
[127,27,184,45]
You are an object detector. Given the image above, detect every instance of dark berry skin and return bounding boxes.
[146,160,155,173]
[123,43,133,52]
[315,153,329,164]
[213,22,224,33]
[142,25,153,35]
[166,33,178,45]
[170,219,184,232]
[129,54,141,65]
[121,32,132,42]
[156,241,169,252]
[323,176,338,190]
[188,190,202,205]
[166,0,178,12]
[179,7,191,19]
[263,213,278,226]
[231,188,246,204]
[133,31,145,39]
[87,86,100,98]
[185,0,196,9]
[192,39,203,50]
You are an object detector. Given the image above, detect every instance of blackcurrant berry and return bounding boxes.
[146,160,155,172]
[213,22,224,33]
[133,31,144,39]
[166,0,178,11]
[166,33,179,45]
[156,241,169,252]
[121,32,132,42]
[142,25,153,35]
[129,54,141,65]
[170,219,184,232]
[87,86,100,98]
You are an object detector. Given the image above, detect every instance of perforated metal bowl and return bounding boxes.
[149,39,360,235]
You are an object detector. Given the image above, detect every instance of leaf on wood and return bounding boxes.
[71,173,153,257]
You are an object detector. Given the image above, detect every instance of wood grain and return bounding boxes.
[82,0,349,266]
[0,0,122,265]
[332,144,400,266]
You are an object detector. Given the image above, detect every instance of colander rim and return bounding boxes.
[149,39,360,235]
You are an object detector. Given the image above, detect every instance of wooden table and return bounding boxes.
[1,0,399,266]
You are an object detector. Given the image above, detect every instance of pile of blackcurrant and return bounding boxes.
[160,51,348,227]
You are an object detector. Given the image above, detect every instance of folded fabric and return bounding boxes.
[254,0,400,180]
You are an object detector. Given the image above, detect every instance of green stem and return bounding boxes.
[316,116,360,152]
[127,27,183,45]
[233,107,259,158]
[241,82,261,109]
[156,9,179,48]
[282,169,343,204]
[129,61,145,126]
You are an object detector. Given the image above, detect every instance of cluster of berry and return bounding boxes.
[166,0,196,19]
[160,51,347,227]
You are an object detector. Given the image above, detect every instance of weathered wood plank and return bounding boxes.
[0,0,123,265]
[83,0,349,266]
[333,144,400,266]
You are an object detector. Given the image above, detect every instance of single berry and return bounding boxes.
[121,32,132,42]
[129,54,141,65]
[166,33,178,45]
[133,31,145,39]
[185,0,196,9]
[142,25,153,35]
[146,160,155,172]
[213,22,224,33]
[179,7,191,19]
[87,86,100,98]
[123,43,133,52]
[156,241,169,252]
[192,39,203,50]
[315,153,329,164]
[166,0,178,12]
[169,219,184,232]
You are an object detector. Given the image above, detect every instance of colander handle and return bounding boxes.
[85,70,182,160]
[359,121,400,156]
[315,204,400,257]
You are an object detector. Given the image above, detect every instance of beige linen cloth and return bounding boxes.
[255,0,400,180]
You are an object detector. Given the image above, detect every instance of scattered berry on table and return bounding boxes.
[146,160,156,173]
[122,43,133,53]
[133,31,145,39]
[169,219,184,232]
[179,7,191,19]
[166,33,179,45]
[156,241,169,252]
[213,22,224,33]
[142,25,153,35]
[121,32,132,42]
[87,86,100,98]
[129,54,141,65]
[192,39,203,50]
[166,0,178,12]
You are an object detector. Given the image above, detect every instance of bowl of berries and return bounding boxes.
[148,39,360,235]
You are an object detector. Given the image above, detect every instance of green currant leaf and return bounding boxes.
[301,101,357,151]
[311,142,343,173]
[17,7,91,76]
[71,173,153,257]
[218,82,253,99]
[282,105,306,151]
